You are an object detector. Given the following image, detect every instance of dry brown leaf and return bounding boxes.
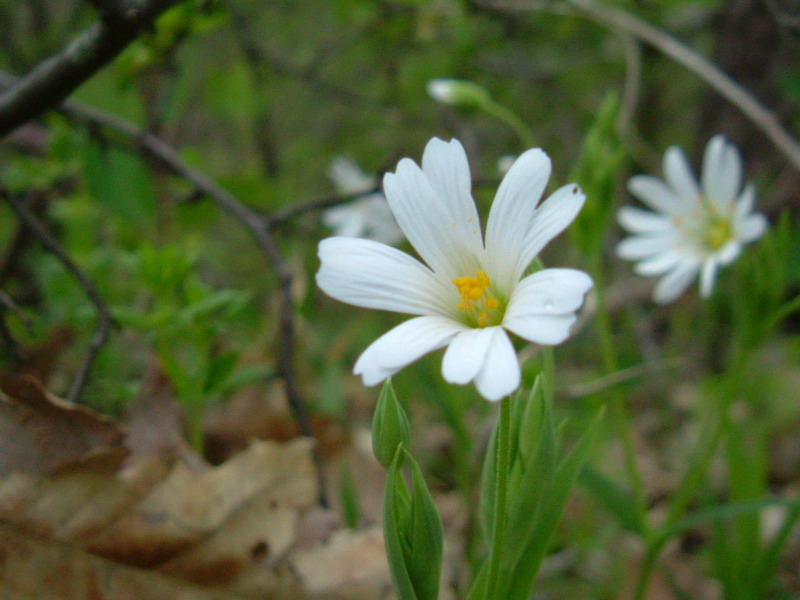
[0,378,400,599]
[290,526,391,600]
[0,375,126,476]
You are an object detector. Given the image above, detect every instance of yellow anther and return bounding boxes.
[467,286,483,300]
[452,270,502,327]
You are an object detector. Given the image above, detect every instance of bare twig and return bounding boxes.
[268,189,381,227]
[0,288,33,334]
[561,0,800,172]
[479,0,800,172]
[0,288,32,363]
[0,0,179,137]
[1,187,114,402]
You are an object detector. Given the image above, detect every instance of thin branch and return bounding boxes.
[0,288,34,334]
[1,187,114,402]
[481,0,800,172]
[38,96,329,505]
[0,0,179,137]
[562,0,800,172]
[267,189,381,227]
[0,288,32,363]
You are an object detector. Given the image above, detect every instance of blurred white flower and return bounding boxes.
[317,138,592,401]
[323,157,403,245]
[617,135,768,304]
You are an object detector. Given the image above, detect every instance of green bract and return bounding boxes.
[372,379,412,470]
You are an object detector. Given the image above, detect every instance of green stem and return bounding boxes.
[635,348,748,600]
[762,292,800,339]
[485,395,512,600]
[594,268,649,536]
[483,101,536,148]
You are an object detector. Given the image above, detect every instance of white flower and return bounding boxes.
[323,157,403,245]
[317,138,592,401]
[617,135,768,304]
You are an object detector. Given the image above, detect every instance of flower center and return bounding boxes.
[704,216,733,251]
[452,270,502,328]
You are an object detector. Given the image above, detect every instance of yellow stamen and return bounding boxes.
[705,217,732,251]
[452,270,501,328]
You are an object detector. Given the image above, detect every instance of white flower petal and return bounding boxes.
[328,157,376,194]
[484,148,551,287]
[702,135,742,209]
[618,206,673,234]
[515,184,585,281]
[317,237,453,315]
[737,213,767,244]
[616,233,675,260]
[441,327,495,385]
[663,146,699,204]
[421,138,483,255]
[474,328,520,401]
[735,183,757,219]
[503,268,592,345]
[628,175,686,215]
[322,204,364,237]
[699,258,719,298]
[633,249,683,276]
[384,158,478,279]
[354,316,465,386]
[653,259,700,304]
[716,240,742,265]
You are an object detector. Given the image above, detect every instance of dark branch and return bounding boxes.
[0,288,32,363]
[0,0,179,138]
[267,190,380,228]
[0,288,33,334]
[1,187,114,402]
[38,97,329,505]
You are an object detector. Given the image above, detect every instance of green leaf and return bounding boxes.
[383,446,443,600]
[339,461,360,529]
[502,407,604,600]
[203,350,239,395]
[579,466,645,534]
[372,379,412,470]
[407,455,444,600]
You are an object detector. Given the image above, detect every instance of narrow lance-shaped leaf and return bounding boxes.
[503,408,604,600]
[383,446,443,600]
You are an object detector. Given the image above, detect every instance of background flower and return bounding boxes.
[617,135,768,304]
[322,157,404,245]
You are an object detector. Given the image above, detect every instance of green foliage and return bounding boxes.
[338,460,361,530]
[383,445,444,600]
[471,368,604,600]
[570,92,626,262]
